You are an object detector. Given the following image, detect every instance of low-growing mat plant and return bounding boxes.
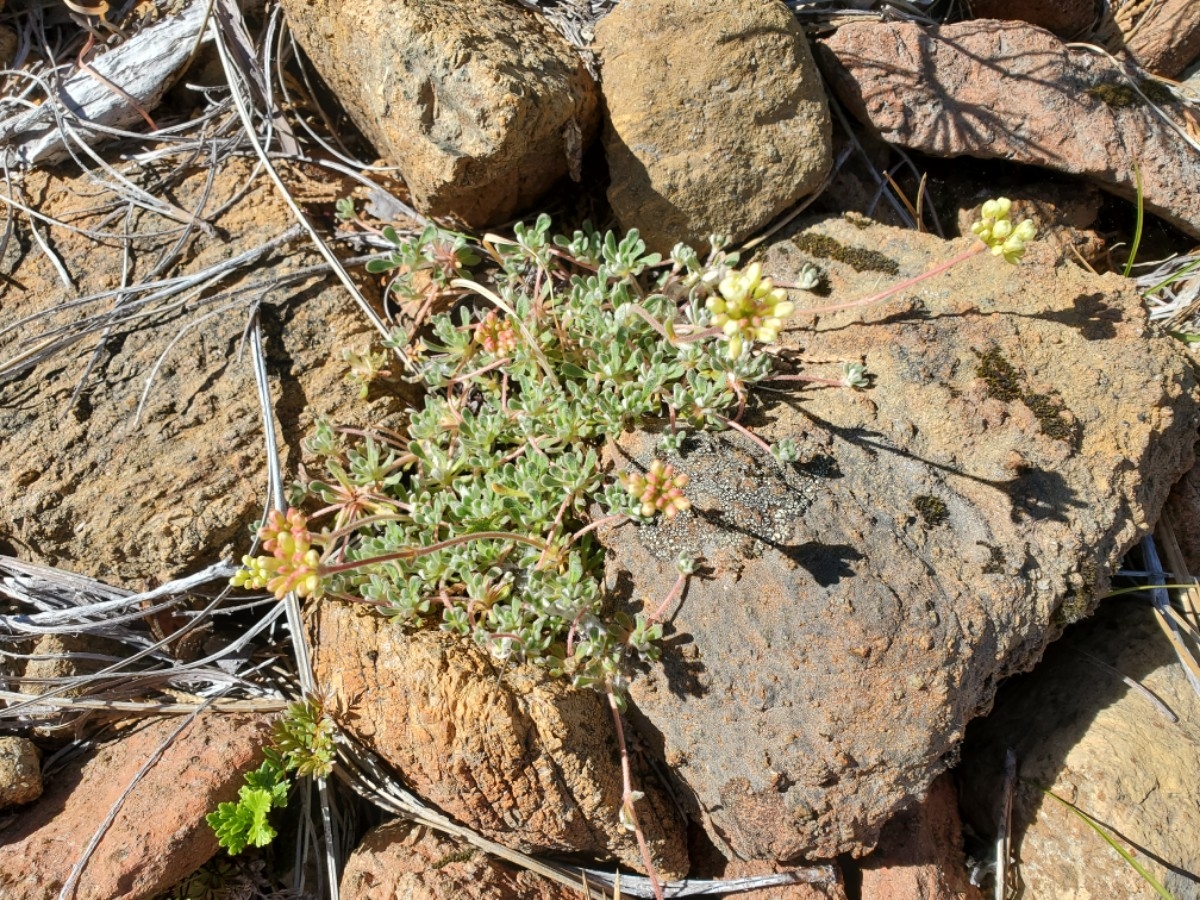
[221,201,1037,892]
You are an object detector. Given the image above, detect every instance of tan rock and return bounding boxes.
[0,713,272,899]
[279,0,599,227]
[816,20,1200,239]
[601,217,1199,860]
[595,0,831,254]
[0,158,415,584]
[309,600,689,879]
[340,821,579,900]
[1163,458,1200,573]
[857,774,982,900]
[0,736,41,809]
[958,598,1200,898]
[967,0,1096,38]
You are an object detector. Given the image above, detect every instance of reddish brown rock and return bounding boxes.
[967,1,1096,38]
[280,0,599,227]
[602,216,1198,861]
[595,0,831,253]
[857,774,982,900]
[720,860,848,900]
[816,20,1200,239]
[341,822,578,900]
[0,713,271,899]
[1108,0,1200,78]
[310,601,688,879]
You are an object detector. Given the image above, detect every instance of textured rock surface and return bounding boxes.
[958,598,1200,899]
[967,1,1096,37]
[0,736,41,809]
[309,600,688,878]
[600,217,1198,861]
[816,21,1200,239]
[340,821,578,900]
[595,0,831,253]
[856,774,982,900]
[0,713,271,899]
[0,158,412,583]
[280,0,598,227]
[1109,0,1200,78]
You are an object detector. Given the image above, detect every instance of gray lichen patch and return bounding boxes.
[612,430,820,567]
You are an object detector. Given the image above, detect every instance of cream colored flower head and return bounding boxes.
[706,263,794,358]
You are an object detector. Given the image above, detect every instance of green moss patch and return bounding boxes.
[793,232,900,275]
[975,348,1081,447]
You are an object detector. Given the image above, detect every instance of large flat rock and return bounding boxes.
[0,159,412,583]
[816,20,1200,239]
[601,217,1199,861]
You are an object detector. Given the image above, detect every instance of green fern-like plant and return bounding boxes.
[206,695,336,854]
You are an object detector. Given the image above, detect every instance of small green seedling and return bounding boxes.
[206,695,335,855]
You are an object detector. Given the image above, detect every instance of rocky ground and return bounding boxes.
[1,0,1200,898]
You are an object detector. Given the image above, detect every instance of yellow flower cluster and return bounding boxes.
[231,508,323,600]
[971,197,1037,264]
[707,263,795,359]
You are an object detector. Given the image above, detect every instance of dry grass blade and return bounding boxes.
[996,748,1016,900]
[1157,515,1200,628]
[1074,648,1178,722]
[0,690,286,714]
[1140,535,1200,697]
[0,224,304,384]
[0,0,211,167]
[210,0,399,355]
[579,868,839,898]
[0,556,291,727]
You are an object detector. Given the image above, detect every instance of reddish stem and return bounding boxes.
[448,356,511,385]
[712,414,775,457]
[607,690,665,900]
[320,531,548,576]
[790,243,984,318]
[566,514,630,550]
[647,572,688,624]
